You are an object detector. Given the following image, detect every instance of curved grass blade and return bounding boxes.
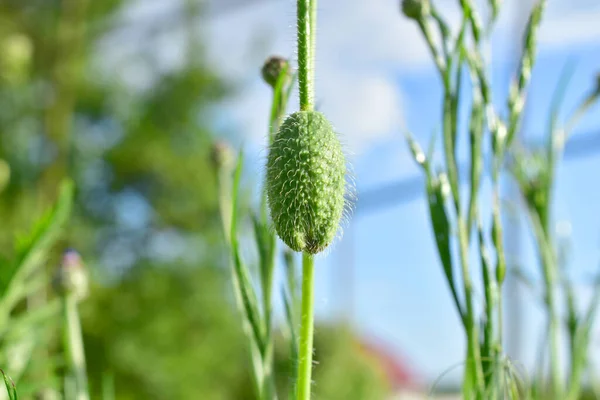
[0,369,17,400]
[230,150,265,354]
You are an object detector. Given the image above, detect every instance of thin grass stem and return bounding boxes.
[63,293,89,400]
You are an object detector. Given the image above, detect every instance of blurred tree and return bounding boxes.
[0,0,232,397]
[81,264,254,400]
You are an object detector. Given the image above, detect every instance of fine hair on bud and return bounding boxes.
[266,111,346,254]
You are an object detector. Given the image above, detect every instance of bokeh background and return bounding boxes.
[1,0,600,398]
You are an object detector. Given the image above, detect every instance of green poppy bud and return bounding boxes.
[266,111,346,254]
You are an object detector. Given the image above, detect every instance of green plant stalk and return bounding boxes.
[216,165,264,399]
[418,18,446,78]
[260,233,278,400]
[528,208,562,398]
[258,66,294,399]
[416,6,486,395]
[457,219,485,397]
[566,283,600,400]
[296,253,315,400]
[478,222,496,391]
[561,94,600,400]
[283,249,300,383]
[506,0,547,148]
[517,78,599,398]
[295,0,317,398]
[463,5,510,394]
[62,293,89,400]
[544,266,562,399]
[297,0,314,111]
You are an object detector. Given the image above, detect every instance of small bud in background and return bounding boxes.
[210,140,235,172]
[401,0,430,20]
[54,249,89,301]
[261,56,291,89]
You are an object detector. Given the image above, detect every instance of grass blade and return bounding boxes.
[0,180,74,318]
[230,150,265,354]
[0,369,17,400]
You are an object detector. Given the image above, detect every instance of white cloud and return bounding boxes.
[539,8,600,48]
[317,72,404,152]
[205,0,600,154]
[207,0,416,152]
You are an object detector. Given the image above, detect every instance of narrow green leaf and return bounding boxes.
[405,133,465,326]
[230,150,265,354]
[1,299,61,340]
[0,369,17,400]
[0,179,74,326]
[282,286,298,399]
[478,222,496,386]
[427,175,465,326]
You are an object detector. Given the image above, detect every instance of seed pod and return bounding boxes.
[266,111,346,254]
[401,0,430,20]
[261,56,292,88]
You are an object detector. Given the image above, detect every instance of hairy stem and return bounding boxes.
[297,0,316,111]
[296,253,315,400]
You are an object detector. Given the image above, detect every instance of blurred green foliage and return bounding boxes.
[81,264,254,400]
[0,0,389,399]
[274,325,389,400]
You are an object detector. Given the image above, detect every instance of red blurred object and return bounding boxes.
[358,337,423,391]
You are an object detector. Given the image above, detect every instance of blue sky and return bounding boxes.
[109,0,600,384]
[201,0,600,383]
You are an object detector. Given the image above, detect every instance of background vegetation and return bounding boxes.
[0,0,387,398]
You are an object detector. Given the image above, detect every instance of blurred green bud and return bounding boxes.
[0,33,32,84]
[210,140,235,172]
[54,249,89,301]
[0,159,10,193]
[401,0,430,20]
[261,56,292,88]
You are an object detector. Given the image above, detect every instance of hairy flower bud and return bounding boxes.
[266,111,346,254]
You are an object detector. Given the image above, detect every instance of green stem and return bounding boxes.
[297,0,316,111]
[529,209,563,398]
[296,253,315,400]
[63,293,89,400]
[216,164,264,399]
[457,220,485,397]
[260,234,277,400]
